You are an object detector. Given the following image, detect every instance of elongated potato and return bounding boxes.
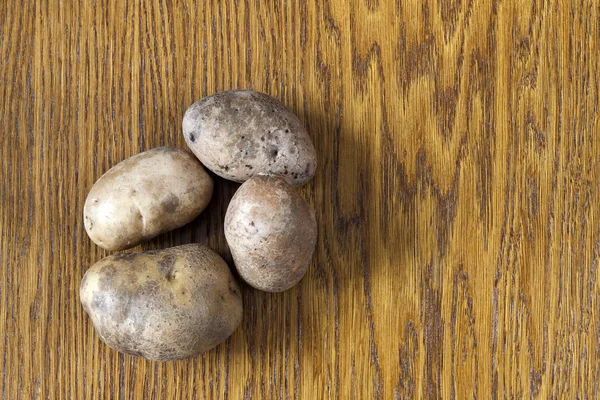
[80,244,243,361]
[224,175,317,292]
[182,90,317,186]
[84,147,213,251]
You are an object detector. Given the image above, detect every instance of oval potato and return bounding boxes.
[182,90,317,187]
[84,147,213,251]
[80,244,243,361]
[224,175,317,292]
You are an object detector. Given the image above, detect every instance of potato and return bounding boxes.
[224,175,317,292]
[84,147,213,251]
[80,244,243,361]
[182,90,317,187]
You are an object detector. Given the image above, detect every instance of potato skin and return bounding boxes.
[84,147,213,251]
[182,90,317,187]
[80,244,243,361]
[224,175,317,292]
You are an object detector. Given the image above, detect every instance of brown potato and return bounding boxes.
[182,90,317,187]
[224,175,317,292]
[80,244,243,361]
[84,147,213,251]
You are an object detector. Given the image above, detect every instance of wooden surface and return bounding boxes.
[1,0,599,398]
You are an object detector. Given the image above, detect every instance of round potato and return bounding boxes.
[80,244,243,361]
[224,175,317,292]
[84,147,213,251]
[182,90,317,187]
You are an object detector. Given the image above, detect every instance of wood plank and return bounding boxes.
[1,0,599,398]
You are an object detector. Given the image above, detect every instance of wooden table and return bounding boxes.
[1,0,599,398]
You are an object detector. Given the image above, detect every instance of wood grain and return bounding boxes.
[1,0,599,398]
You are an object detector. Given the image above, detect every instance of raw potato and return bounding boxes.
[182,90,317,187]
[80,244,243,361]
[224,175,317,292]
[84,147,213,251]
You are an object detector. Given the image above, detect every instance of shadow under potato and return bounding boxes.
[144,171,240,265]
